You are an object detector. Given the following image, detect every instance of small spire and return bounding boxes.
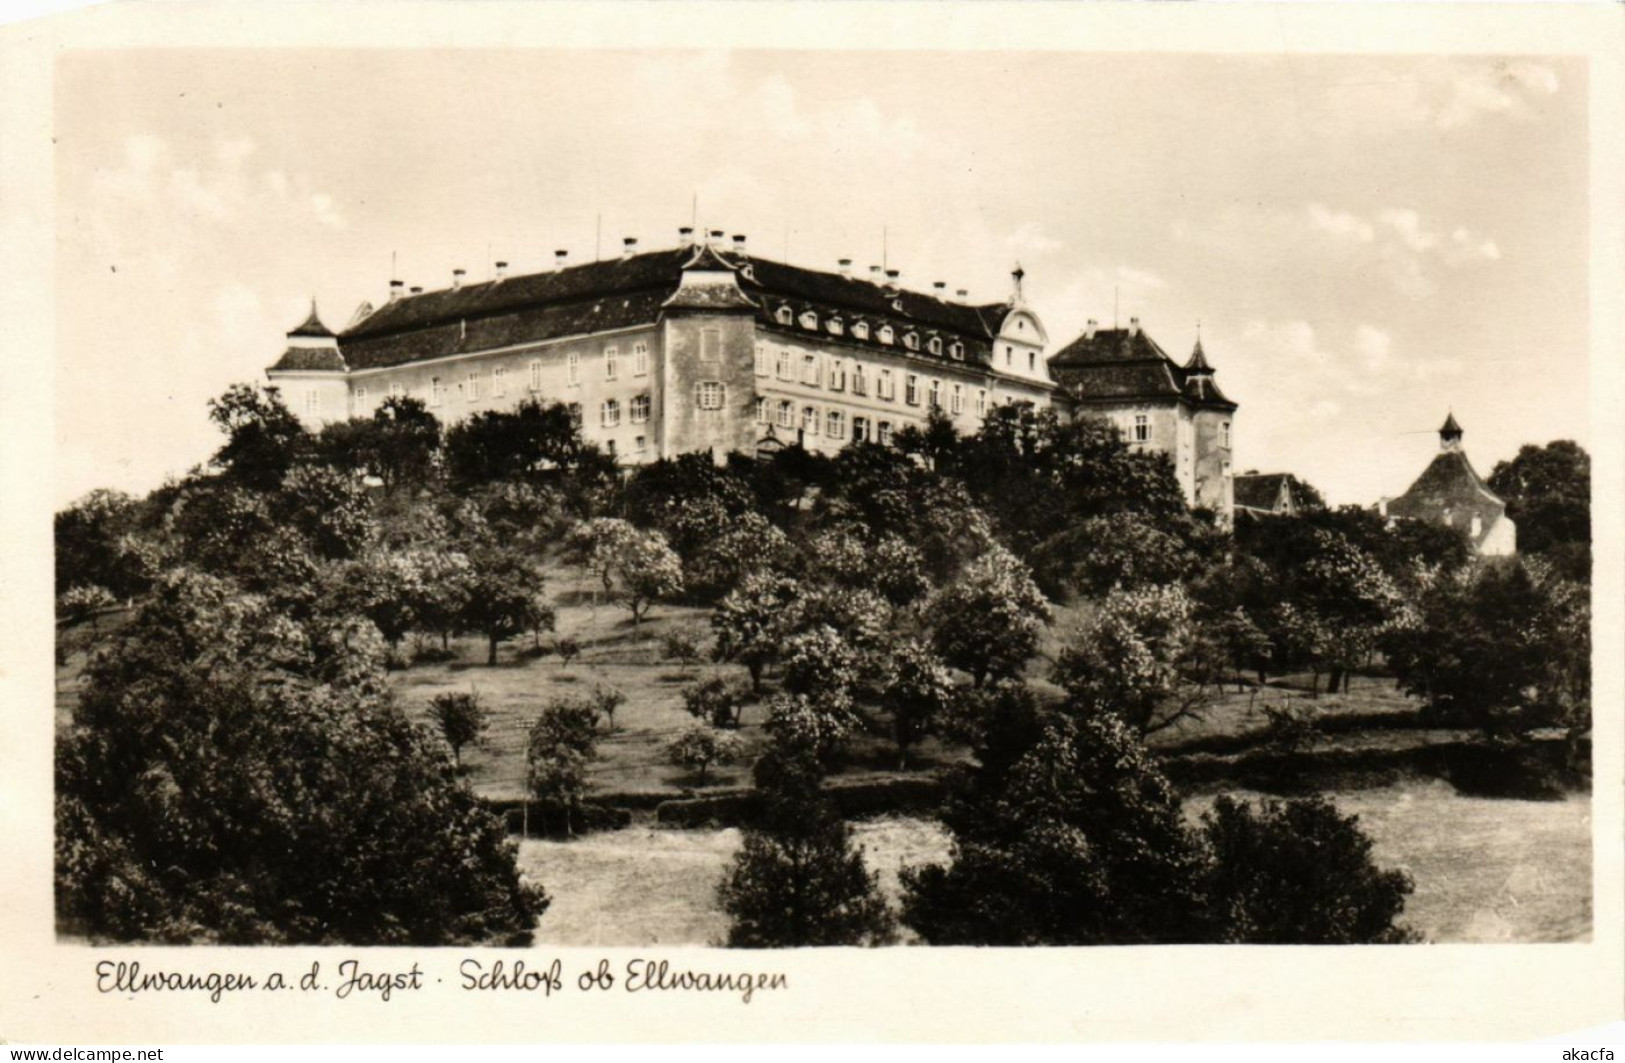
[288,298,334,339]
[1185,332,1212,373]
[1439,410,1464,451]
[1011,262,1026,299]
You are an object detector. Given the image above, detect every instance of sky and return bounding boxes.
[53,49,1589,508]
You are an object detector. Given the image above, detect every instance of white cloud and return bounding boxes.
[1353,324,1392,373]
[1307,202,1374,243]
[1004,222,1063,258]
[1435,60,1561,130]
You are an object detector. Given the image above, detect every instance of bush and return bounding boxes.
[1262,702,1319,753]
[681,675,750,729]
[525,697,600,835]
[662,630,703,670]
[1200,794,1417,943]
[666,724,746,786]
[555,636,581,668]
[429,691,486,767]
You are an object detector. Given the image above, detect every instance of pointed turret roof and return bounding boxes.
[1184,335,1212,373]
[1440,411,1463,438]
[288,299,335,339]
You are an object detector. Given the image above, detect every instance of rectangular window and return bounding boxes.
[776,348,792,380]
[826,410,844,439]
[802,354,819,386]
[1222,421,1232,449]
[1029,351,1036,372]
[1134,414,1150,443]
[700,329,721,361]
[430,377,443,407]
[568,402,582,427]
[633,342,649,377]
[829,359,846,391]
[631,394,651,423]
[802,406,819,435]
[635,435,647,454]
[493,366,507,397]
[878,421,893,445]
[696,381,725,410]
[601,399,621,427]
[851,365,867,396]
[878,369,894,400]
[354,385,367,409]
[853,416,870,443]
[606,438,616,458]
[529,360,542,392]
[389,381,405,400]
[928,378,941,409]
[976,389,987,417]
[777,400,794,427]
[755,397,768,423]
[951,383,963,414]
[605,346,619,380]
[304,389,319,415]
[567,351,580,386]
[755,344,769,377]
[905,374,919,406]
[467,371,481,401]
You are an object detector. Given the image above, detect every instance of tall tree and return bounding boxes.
[1488,440,1591,565]
[207,383,311,489]
[926,546,1049,686]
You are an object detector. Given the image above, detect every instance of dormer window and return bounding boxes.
[853,321,870,341]
[903,332,920,351]
[827,317,844,336]
[927,336,943,356]
[799,310,819,331]
[878,325,894,345]
[950,342,964,361]
[776,305,794,325]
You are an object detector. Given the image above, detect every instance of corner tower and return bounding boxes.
[657,239,760,461]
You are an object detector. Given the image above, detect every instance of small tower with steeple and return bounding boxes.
[1439,411,1464,453]
[266,299,350,428]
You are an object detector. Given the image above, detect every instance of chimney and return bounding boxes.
[388,279,405,303]
[452,268,467,290]
[708,229,725,247]
[622,237,638,260]
[494,261,509,281]
[955,288,969,300]
[679,226,694,247]
[1129,316,1141,336]
[409,286,423,295]
[1085,317,1098,339]
[838,258,853,279]
[869,265,883,282]
[732,234,748,255]
[885,269,901,290]
[932,281,946,295]
[554,249,569,269]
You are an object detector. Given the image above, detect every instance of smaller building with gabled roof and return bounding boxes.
[1380,413,1516,556]
[1232,472,1303,519]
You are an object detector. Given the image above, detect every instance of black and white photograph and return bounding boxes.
[5,0,1623,1047]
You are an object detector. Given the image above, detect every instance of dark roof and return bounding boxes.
[1440,412,1463,437]
[330,246,1032,377]
[288,300,335,339]
[268,344,347,372]
[1387,449,1507,546]
[1049,326,1235,410]
[1233,473,1292,512]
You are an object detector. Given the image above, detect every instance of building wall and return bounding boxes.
[1480,514,1517,557]
[748,326,1036,453]
[660,311,759,460]
[269,371,351,430]
[339,325,666,463]
[1192,407,1235,517]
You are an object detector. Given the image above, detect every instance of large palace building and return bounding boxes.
[268,228,1237,518]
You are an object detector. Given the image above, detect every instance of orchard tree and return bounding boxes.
[462,549,552,665]
[926,546,1049,686]
[591,685,627,732]
[1054,583,1209,736]
[711,571,802,693]
[525,697,600,835]
[207,383,310,489]
[568,518,684,632]
[878,639,955,769]
[666,724,746,786]
[57,585,117,632]
[682,675,750,729]
[1488,440,1590,558]
[429,691,486,768]
[55,489,151,599]
[56,568,546,944]
[316,395,442,493]
[780,625,862,701]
